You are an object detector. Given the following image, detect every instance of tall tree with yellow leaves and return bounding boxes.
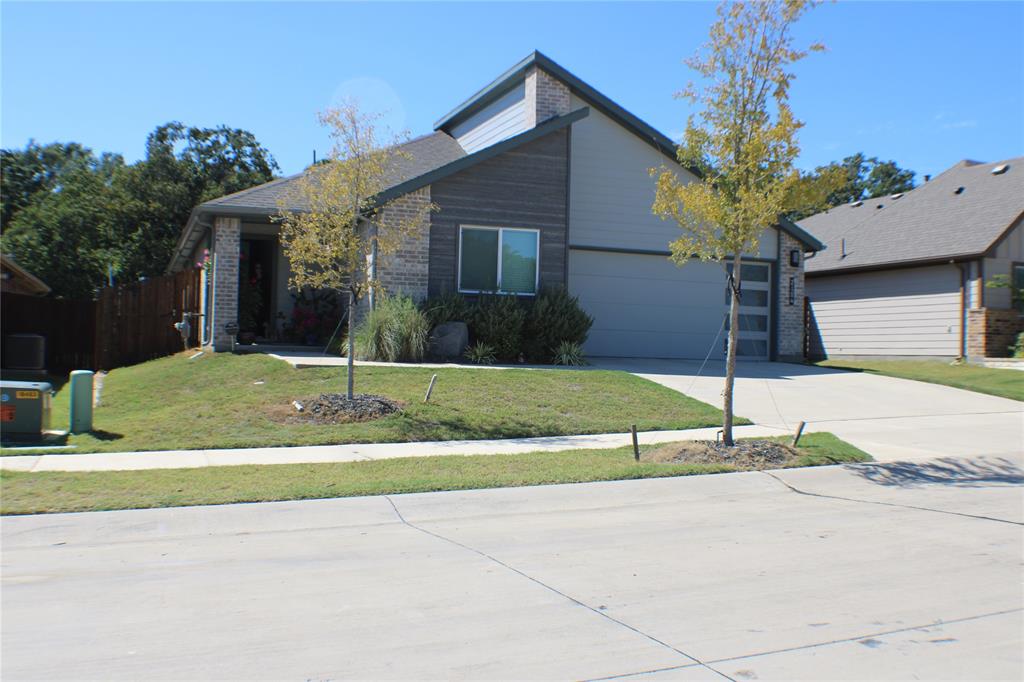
[276,103,435,399]
[653,0,831,445]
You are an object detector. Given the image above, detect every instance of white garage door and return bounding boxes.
[806,265,961,357]
[568,249,772,360]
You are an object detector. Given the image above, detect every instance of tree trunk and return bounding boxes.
[723,254,742,446]
[346,288,356,400]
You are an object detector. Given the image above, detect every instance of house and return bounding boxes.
[802,157,1024,359]
[1,255,51,297]
[167,51,822,361]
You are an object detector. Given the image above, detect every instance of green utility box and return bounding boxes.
[0,380,52,440]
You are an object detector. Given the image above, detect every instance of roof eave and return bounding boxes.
[777,215,825,252]
[378,106,589,204]
[434,50,700,179]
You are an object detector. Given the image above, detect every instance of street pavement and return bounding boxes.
[3,457,1021,681]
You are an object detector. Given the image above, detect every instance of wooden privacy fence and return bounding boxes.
[94,268,202,370]
[1,293,96,372]
[1,269,203,373]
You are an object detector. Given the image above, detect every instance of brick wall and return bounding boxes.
[525,66,570,128]
[777,232,806,360]
[210,216,240,351]
[375,187,432,302]
[967,307,1024,358]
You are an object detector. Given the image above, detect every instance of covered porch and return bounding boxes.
[179,214,345,351]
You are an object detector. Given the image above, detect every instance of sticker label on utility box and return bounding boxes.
[1,405,15,422]
[15,390,39,399]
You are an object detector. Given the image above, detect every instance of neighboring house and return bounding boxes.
[802,157,1024,359]
[0,255,51,297]
[167,51,822,361]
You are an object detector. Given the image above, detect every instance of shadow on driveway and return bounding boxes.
[849,457,1024,489]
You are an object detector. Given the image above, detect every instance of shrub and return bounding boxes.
[1012,332,1024,359]
[522,287,594,362]
[464,341,497,365]
[469,294,527,361]
[421,291,472,329]
[354,295,430,362]
[552,340,587,366]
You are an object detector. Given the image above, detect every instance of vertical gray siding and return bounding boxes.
[450,82,528,154]
[806,265,961,357]
[428,129,568,296]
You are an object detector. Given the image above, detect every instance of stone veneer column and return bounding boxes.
[524,66,571,128]
[374,187,432,302]
[210,216,240,351]
[777,232,807,360]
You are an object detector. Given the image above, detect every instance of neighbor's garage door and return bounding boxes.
[568,249,771,360]
[806,264,961,357]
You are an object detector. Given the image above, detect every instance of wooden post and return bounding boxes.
[424,374,438,403]
[631,424,639,461]
[791,421,806,447]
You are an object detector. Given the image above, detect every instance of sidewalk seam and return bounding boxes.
[382,495,736,682]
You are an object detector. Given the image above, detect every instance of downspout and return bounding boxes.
[954,260,967,359]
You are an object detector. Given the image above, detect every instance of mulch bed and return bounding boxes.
[642,439,799,469]
[283,393,402,424]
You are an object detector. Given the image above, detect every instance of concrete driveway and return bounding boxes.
[3,460,1022,681]
[593,359,1024,462]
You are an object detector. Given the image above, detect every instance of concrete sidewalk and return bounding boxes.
[0,424,788,472]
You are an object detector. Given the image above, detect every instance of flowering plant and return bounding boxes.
[195,248,211,273]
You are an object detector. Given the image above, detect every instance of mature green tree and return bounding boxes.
[789,153,916,219]
[3,164,125,297]
[1,123,278,296]
[1,141,122,232]
[652,0,828,445]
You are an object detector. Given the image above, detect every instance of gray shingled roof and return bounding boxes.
[201,131,467,213]
[802,156,1024,274]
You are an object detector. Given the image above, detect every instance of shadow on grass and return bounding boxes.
[850,457,1024,488]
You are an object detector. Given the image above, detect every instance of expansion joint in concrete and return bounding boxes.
[382,495,736,682]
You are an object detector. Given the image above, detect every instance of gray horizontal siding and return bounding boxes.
[450,82,528,154]
[428,129,568,297]
[807,265,961,356]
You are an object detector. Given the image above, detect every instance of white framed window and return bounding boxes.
[458,225,540,295]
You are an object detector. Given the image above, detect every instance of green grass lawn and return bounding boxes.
[817,359,1024,402]
[0,433,870,515]
[5,352,736,455]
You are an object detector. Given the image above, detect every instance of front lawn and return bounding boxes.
[9,352,735,454]
[817,359,1024,402]
[0,433,870,515]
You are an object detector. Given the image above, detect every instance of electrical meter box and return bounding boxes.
[0,380,52,439]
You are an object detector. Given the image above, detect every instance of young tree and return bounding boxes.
[652,0,826,445]
[275,104,435,399]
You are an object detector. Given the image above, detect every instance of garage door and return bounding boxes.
[568,249,772,360]
[806,265,960,357]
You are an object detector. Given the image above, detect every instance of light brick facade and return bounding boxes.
[967,307,1024,358]
[777,232,806,360]
[524,66,571,128]
[209,216,240,351]
[375,187,432,302]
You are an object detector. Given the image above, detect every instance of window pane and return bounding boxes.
[725,288,769,307]
[460,229,498,291]
[500,230,537,294]
[743,264,770,282]
[725,314,768,332]
[737,339,768,357]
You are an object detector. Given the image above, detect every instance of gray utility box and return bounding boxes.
[0,380,52,439]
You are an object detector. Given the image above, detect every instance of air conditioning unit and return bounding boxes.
[3,334,46,370]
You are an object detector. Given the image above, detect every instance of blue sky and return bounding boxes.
[2,1,1022,179]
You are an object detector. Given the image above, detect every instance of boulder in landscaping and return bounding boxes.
[428,321,469,360]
